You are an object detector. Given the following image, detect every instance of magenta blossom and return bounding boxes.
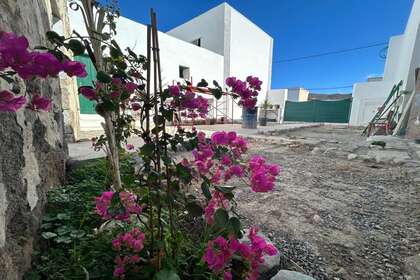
[112,227,145,279]
[131,102,141,111]
[126,144,135,150]
[125,82,138,94]
[28,94,52,112]
[79,87,97,100]
[62,59,87,77]
[95,191,143,221]
[0,90,26,112]
[169,85,180,96]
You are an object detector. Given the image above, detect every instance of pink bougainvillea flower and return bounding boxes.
[225,77,236,87]
[95,191,142,221]
[62,59,87,77]
[110,91,120,99]
[31,52,63,78]
[224,270,233,280]
[204,191,229,224]
[0,90,26,112]
[79,87,97,100]
[112,227,145,278]
[131,102,141,111]
[126,144,135,150]
[0,31,31,71]
[211,131,229,145]
[169,85,180,96]
[248,155,281,192]
[28,94,52,112]
[125,82,138,93]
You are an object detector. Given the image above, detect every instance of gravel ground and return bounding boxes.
[234,126,420,280]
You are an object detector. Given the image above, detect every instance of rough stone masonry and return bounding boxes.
[0,0,77,278]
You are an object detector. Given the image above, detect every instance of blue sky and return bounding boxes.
[117,0,414,93]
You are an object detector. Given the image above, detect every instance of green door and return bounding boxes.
[74,55,97,114]
[284,99,352,123]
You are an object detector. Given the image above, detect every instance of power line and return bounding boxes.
[274,42,388,63]
[306,85,354,90]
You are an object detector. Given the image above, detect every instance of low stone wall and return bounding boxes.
[0,0,72,278]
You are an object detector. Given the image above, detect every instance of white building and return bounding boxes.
[68,2,273,131]
[349,0,420,126]
[266,88,309,122]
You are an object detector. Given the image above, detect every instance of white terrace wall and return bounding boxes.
[350,0,420,126]
[68,9,224,131]
[0,0,71,278]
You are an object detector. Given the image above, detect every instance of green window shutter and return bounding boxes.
[74,55,97,114]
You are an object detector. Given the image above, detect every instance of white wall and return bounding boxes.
[349,81,395,126]
[167,4,226,55]
[228,5,274,119]
[168,3,274,121]
[350,0,420,126]
[267,89,288,122]
[68,9,224,130]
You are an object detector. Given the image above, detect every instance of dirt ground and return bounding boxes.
[234,126,420,280]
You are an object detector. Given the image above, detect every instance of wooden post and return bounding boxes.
[406,68,420,139]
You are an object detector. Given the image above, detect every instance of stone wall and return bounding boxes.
[0,0,75,278]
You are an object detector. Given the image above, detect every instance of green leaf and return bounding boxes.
[55,236,72,244]
[201,181,212,200]
[70,230,86,239]
[228,217,241,236]
[186,201,203,217]
[210,88,223,100]
[162,109,174,122]
[41,232,57,240]
[140,143,155,157]
[214,208,229,227]
[176,164,192,183]
[24,271,41,280]
[155,269,180,280]
[110,46,123,59]
[115,60,127,70]
[67,39,85,56]
[215,185,236,194]
[97,71,112,83]
[213,80,221,88]
[197,79,208,87]
[46,31,64,44]
[57,213,71,220]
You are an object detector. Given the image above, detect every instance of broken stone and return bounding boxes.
[271,270,316,280]
[311,147,322,154]
[347,153,358,160]
[405,254,420,280]
[312,214,322,224]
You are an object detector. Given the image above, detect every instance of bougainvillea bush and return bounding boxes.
[1,1,283,279]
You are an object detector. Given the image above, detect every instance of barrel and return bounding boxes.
[242,107,258,129]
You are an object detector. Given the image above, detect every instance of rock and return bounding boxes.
[312,214,322,224]
[311,147,322,155]
[323,147,337,155]
[405,254,420,279]
[347,153,358,160]
[271,270,316,280]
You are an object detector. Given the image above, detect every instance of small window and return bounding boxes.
[179,65,190,80]
[191,38,201,47]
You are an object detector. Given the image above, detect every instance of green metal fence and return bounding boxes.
[284,99,352,123]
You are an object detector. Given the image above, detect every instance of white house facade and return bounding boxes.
[349,0,420,126]
[68,2,274,131]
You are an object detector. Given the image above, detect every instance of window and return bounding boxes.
[179,65,190,80]
[191,38,201,47]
